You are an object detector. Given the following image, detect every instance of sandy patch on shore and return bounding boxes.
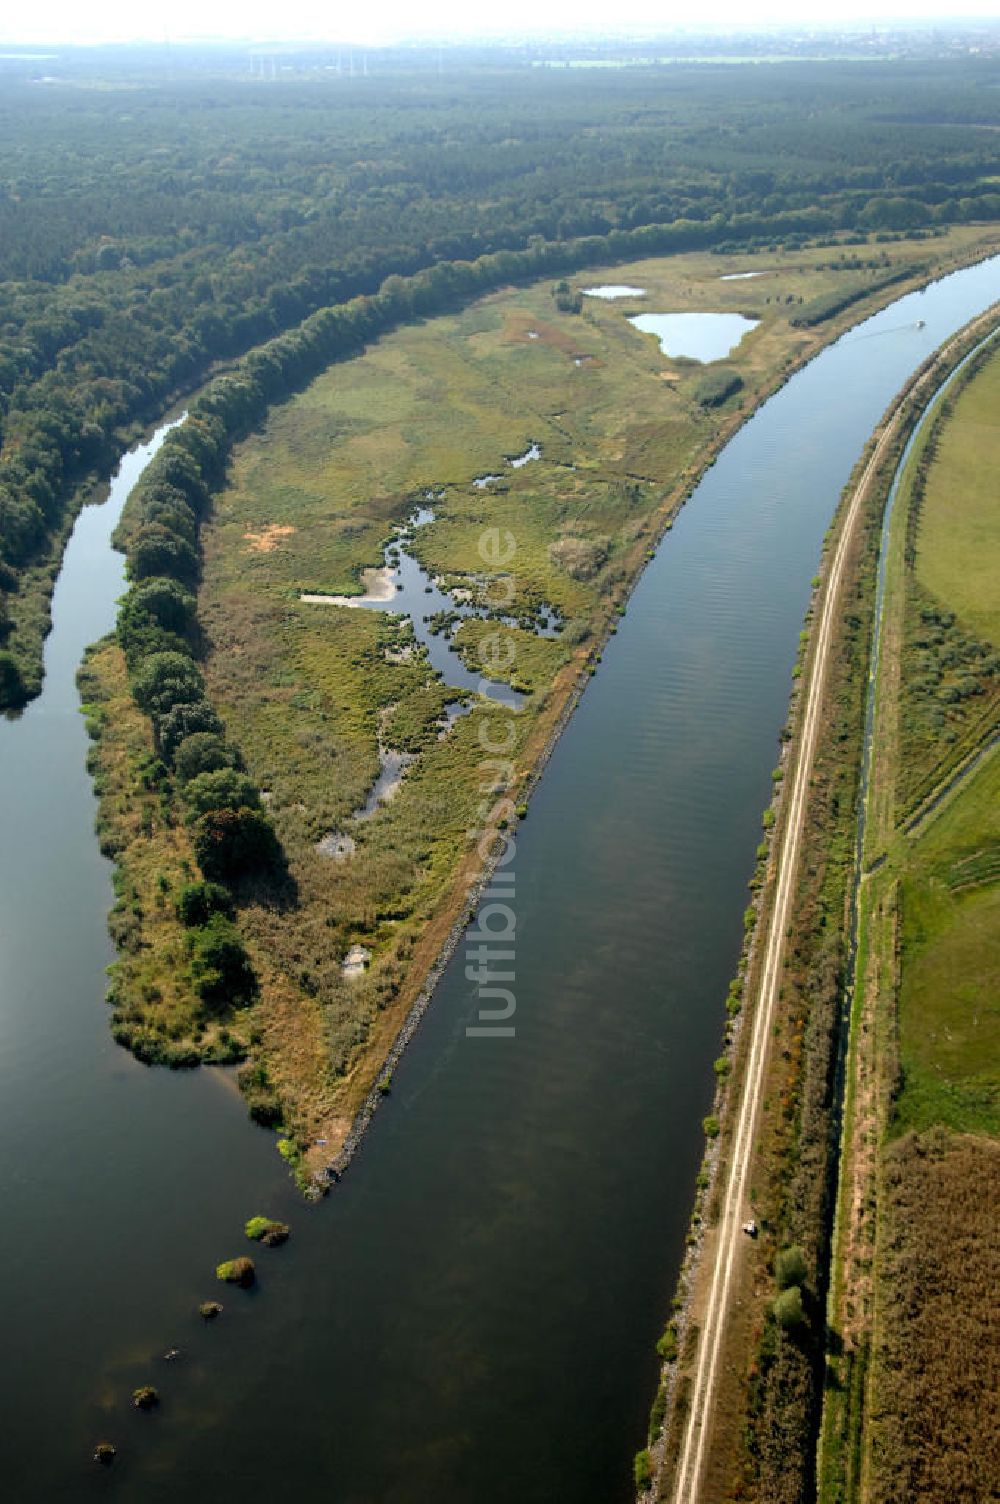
[301,567,396,607]
[243,523,296,552]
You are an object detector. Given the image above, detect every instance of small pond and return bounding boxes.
[581,284,646,299]
[628,311,760,362]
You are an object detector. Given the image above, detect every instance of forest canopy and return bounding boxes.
[2,48,1000,705]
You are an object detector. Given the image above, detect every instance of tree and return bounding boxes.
[158,700,224,762]
[124,577,196,635]
[190,915,257,1011]
[773,1285,805,1331]
[775,1245,808,1291]
[130,651,204,719]
[193,806,282,883]
[173,732,238,784]
[176,880,235,927]
[183,768,260,818]
[127,525,198,584]
[0,650,25,707]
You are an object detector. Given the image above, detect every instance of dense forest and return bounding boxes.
[3,48,1000,706]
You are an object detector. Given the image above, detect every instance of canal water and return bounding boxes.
[1,257,997,1503]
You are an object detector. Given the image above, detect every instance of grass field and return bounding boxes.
[819,330,1000,1503]
[894,751,1000,1137]
[894,339,1000,816]
[915,349,1000,647]
[87,228,1000,1175]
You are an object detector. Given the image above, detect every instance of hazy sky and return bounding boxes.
[0,1,995,48]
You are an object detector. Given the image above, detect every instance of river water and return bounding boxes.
[1,257,997,1503]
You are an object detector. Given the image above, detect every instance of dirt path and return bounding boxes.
[667,314,999,1504]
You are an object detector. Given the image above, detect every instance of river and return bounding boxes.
[1,256,997,1502]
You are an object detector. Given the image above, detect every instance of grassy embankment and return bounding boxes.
[643,310,1000,1503]
[818,338,1000,1503]
[82,232,1000,1189]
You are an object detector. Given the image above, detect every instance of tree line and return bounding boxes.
[3,54,1000,706]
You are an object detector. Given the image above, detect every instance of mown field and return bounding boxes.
[819,337,1000,1503]
[85,231,1000,1182]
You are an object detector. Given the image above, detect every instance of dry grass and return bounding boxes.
[867,1129,1000,1504]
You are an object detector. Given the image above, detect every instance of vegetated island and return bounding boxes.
[78,228,1000,1195]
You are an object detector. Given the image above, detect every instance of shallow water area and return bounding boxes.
[629,310,760,361]
[300,501,560,707]
[581,284,647,299]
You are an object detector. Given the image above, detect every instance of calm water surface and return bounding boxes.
[629,310,760,361]
[1,257,998,1503]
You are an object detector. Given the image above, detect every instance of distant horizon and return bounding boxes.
[2,10,1000,50]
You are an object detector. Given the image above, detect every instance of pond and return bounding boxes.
[628,310,760,361]
[581,284,647,299]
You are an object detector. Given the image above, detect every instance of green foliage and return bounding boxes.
[216,1256,255,1287]
[157,700,224,762]
[237,1060,284,1127]
[173,732,239,784]
[703,1115,720,1139]
[183,768,260,817]
[122,577,196,635]
[244,1215,290,1246]
[773,1285,805,1329]
[127,526,199,584]
[656,1324,678,1362]
[695,367,744,407]
[130,651,204,719]
[633,1449,653,1491]
[1,48,996,713]
[0,650,25,707]
[193,806,282,884]
[775,1245,808,1290]
[175,880,235,927]
[190,915,257,1012]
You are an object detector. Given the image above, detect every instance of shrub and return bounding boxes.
[695,367,743,407]
[158,700,224,762]
[656,1325,678,1362]
[244,1215,290,1246]
[633,1449,653,1491]
[183,768,260,817]
[173,732,239,784]
[773,1285,805,1330]
[193,806,282,883]
[176,880,235,927]
[237,1059,283,1126]
[775,1245,808,1291]
[127,577,197,635]
[127,525,199,584]
[190,916,257,1011]
[0,650,25,707]
[216,1256,255,1287]
[131,651,204,719]
[703,1115,721,1139]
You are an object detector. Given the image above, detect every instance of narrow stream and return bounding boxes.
[0,256,998,1503]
